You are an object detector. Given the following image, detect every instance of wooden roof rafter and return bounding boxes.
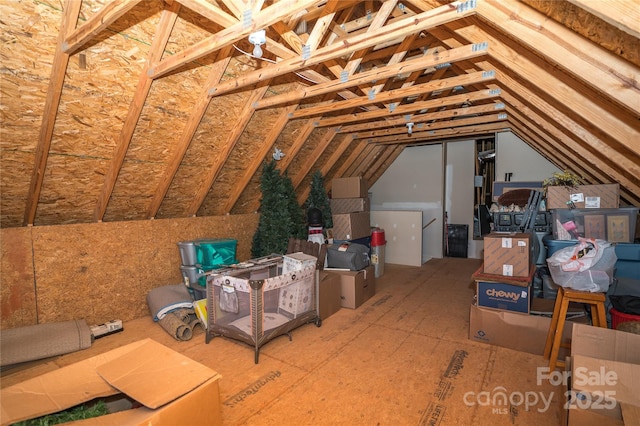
[94,2,182,221]
[23,0,82,226]
[253,42,489,110]
[289,69,494,119]
[149,0,325,79]
[315,87,501,128]
[208,1,479,98]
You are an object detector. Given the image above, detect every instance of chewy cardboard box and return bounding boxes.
[472,263,535,314]
[332,176,368,199]
[330,197,370,214]
[476,281,531,314]
[563,324,640,426]
[318,271,342,320]
[332,211,371,240]
[327,265,375,309]
[483,232,533,277]
[0,339,222,426]
[546,183,620,210]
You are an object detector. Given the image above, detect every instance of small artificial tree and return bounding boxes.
[251,160,307,257]
[304,170,333,229]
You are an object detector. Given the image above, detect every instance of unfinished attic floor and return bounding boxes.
[2,258,567,425]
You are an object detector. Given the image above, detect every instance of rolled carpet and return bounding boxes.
[157,308,200,341]
[147,284,194,321]
[0,319,92,367]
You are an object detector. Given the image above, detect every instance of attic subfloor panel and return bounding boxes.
[2,259,565,425]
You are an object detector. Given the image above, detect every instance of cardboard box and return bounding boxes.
[473,264,535,314]
[282,252,317,274]
[565,324,640,425]
[476,281,531,314]
[318,271,342,320]
[332,176,368,199]
[483,232,533,277]
[468,301,583,355]
[0,339,222,426]
[332,212,371,240]
[330,197,370,214]
[546,184,619,210]
[327,265,375,309]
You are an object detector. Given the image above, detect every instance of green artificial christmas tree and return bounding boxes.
[304,170,333,229]
[252,160,307,257]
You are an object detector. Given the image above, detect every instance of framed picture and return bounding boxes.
[607,215,630,242]
[583,214,605,240]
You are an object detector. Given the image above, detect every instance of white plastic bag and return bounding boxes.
[547,238,608,273]
[546,238,616,292]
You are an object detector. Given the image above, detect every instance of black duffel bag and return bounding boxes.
[327,242,370,271]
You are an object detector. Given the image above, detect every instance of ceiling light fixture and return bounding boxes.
[406,122,414,135]
[248,29,266,58]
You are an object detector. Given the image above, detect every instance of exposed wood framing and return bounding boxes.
[23,0,82,226]
[4,0,639,229]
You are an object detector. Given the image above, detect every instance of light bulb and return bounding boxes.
[253,44,263,58]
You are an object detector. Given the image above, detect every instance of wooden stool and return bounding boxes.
[543,287,607,370]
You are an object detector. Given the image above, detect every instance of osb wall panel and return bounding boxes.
[104,6,222,222]
[0,213,258,329]
[230,117,312,215]
[35,2,164,225]
[199,105,286,217]
[0,0,61,228]
[0,227,37,329]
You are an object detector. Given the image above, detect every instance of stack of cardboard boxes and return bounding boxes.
[469,231,586,355]
[330,176,371,241]
[324,176,376,310]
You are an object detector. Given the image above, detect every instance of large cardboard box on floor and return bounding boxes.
[483,232,533,277]
[546,183,619,210]
[318,271,342,320]
[563,324,640,426]
[468,299,586,355]
[0,339,222,426]
[327,265,375,309]
[332,176,368,199]
[332,211,371,240]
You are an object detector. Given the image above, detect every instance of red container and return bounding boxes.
[610,307,640,329]
[371,228,386,247]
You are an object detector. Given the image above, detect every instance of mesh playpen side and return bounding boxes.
[205,261,320,363]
